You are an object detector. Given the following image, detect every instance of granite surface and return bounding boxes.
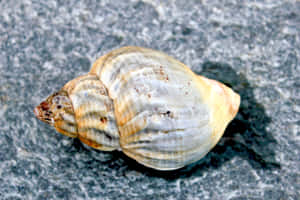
[0,0,299,199]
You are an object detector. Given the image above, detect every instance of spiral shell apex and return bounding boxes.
[34,46,240,170]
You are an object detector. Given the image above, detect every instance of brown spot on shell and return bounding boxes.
[40,102,49,110]
[98,85,107,95]
[100,117,108,124]
[153,66,169,81]
[162,110,174,118]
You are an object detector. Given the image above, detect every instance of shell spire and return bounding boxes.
[34,90,78,138]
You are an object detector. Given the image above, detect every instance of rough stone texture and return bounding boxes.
[0,0,299,199]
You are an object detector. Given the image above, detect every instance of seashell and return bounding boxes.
[34,46,240,170]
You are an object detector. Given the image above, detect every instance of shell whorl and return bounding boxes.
[63,74,120,151]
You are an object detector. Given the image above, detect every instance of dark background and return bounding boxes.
[0,0,299,199]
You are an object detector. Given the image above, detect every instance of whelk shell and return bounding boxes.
[34,46,240,170]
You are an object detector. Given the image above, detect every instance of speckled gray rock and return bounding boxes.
[0,0,299,199]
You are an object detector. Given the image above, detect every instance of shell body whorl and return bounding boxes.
[35,46,240,170]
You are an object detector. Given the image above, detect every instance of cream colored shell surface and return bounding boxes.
[87,46,222,170]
